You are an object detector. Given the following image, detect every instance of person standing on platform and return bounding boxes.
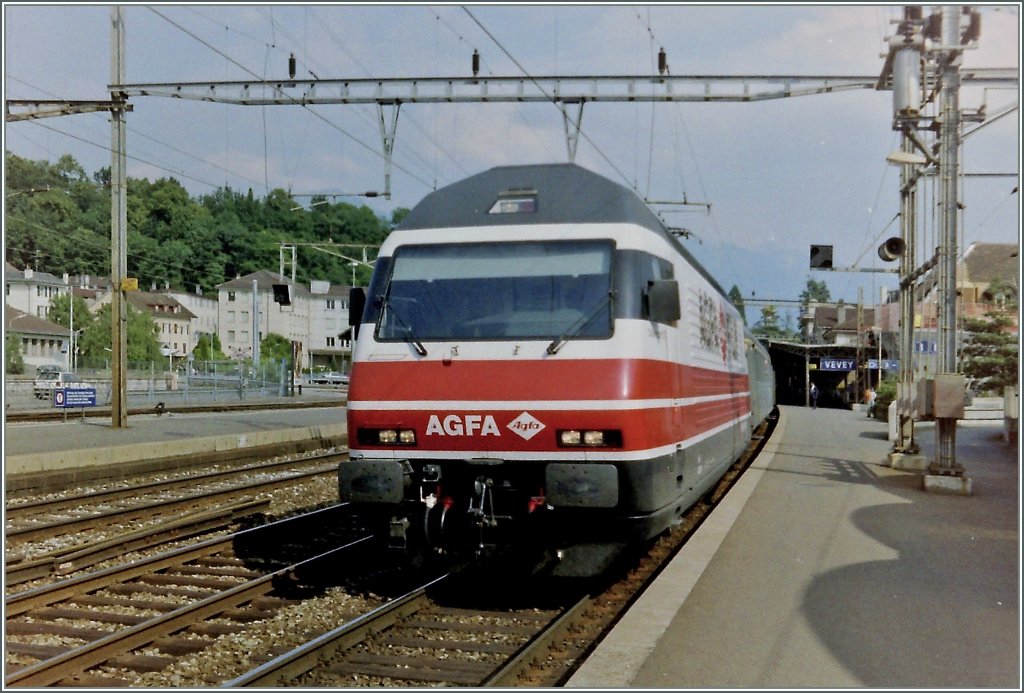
[866,387,877,418]
[810,382,819,409]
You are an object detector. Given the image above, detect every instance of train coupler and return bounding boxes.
[388,516,411,549]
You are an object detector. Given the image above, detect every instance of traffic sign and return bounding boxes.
[53,387,97,408]
[819,358,856,371]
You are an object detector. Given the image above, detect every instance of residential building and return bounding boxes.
[307,279,354,372]
[165,285,219,346]
[4,263,69,319]
[91,290,198,360]
[4,306,71,372]
[217,271,309,364]
[4,262,362,373]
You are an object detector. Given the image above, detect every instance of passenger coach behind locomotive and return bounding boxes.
[342,163,775,572]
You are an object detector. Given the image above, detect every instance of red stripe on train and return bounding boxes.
[349,358,749,402]
[348,399,751,453]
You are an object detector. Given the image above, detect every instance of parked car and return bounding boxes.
[310,371,349,386]
[33,371,88,400]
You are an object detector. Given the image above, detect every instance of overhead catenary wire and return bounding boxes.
[424,7,559,168]
[462,6,634,192]
[147,6,434,191]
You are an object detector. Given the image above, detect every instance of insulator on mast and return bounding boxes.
[961,9,981,44]
[288,53,296,80]
[658,47,667,75]
[472,49,480,77]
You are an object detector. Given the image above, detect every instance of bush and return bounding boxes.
[874,377,898,421]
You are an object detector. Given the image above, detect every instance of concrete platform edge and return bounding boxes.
[5,423,348,476]
[566,410,789,688]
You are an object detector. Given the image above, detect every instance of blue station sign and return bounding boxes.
[53,387,97,408]
[867,359,900,371]
[819,358,856,371]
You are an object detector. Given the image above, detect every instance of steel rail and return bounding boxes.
[224,573,450,687]
[5,464,335,542]
[5,534,374,687]
[5,451,342,519]
[481,595,594,687]
[4,504,349,616]
[4,499,269,587]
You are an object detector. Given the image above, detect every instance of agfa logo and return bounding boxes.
[426,414,501,436]
[507,411,545,440]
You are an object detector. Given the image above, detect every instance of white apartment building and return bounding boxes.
[216,271,354,371]
[166,286,219,344]
[5,263,356,372]
[5,263,69,319]
[218,271,308,364]
[91,290,198,359]
[4,306,71,372]
[307,279,354,372]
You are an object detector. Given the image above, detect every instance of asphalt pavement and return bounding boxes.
[569,405,1019,688]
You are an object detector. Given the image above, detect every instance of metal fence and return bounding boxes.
[5,359,297,412]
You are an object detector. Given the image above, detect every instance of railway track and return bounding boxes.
[217,412,781,688]
[225,570,579,687]
[4,506,377,688]
[4,410,778,687]
[4,452,345,587]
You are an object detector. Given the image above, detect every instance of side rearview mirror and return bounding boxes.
[647,280,681,323]
[349,287,367,340]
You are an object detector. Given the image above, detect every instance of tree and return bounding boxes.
[6,331,25,374]
[260,333,293,365]
[799,277,831,308]
[752,304,793,339]
[728,285,747,324]
[76,303,163,368]
[47,293,94,369]
[47,293,93,332]
[193,333,227,362]
[962,309,1019,396]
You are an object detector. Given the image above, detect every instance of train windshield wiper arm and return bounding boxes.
[546,291,613,355]
[382,295,428,356]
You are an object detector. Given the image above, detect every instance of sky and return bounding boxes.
[3,3,1020,327]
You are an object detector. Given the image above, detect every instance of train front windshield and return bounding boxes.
[374,240,613,342]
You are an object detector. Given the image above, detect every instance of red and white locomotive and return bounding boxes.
[342,163,775,573]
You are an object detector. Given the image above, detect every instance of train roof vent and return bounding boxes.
[488,188,537,215]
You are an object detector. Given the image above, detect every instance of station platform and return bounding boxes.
[3,399,347,477]
[568,405,1020,688]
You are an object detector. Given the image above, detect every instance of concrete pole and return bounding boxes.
[110,5,128,428]
[896,132,919,453]
[69,293,74,372]
[932,5,963,476]
[252,279,260,370]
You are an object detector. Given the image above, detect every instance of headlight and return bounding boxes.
[559,430,582,446]
[357,428,417,446]
[557,429,621,448]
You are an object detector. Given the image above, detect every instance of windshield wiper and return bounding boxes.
[382,295,428,356]
[546,291,614,355]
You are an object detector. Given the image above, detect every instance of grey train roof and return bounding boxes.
[398,163,665,234]
[397,163,728,297]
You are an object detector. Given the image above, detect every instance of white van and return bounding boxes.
[33,371,88,400]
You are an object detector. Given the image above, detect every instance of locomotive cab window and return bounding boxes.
[614,250,677,323]
[372,240,613,342]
